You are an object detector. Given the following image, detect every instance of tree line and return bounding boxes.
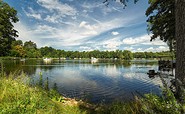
[4,39,173,60]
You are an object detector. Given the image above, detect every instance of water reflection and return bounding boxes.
[3,59,162,103]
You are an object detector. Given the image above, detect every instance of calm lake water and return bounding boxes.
[3,59,164,103]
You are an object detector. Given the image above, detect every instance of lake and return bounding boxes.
[3,59,164,103]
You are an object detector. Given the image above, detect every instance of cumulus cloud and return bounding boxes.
[144,47,154,52]
[103,38,122,51]
[153,46,169,52]
[79,21,98,36]
[123,47,134,51]
[111,31,119,36]
[122,35,167,46]
[122,35,149,45]
[134,46,169,52]
[136,48,142,52]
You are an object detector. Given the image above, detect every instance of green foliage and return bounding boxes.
[11,40,23,47]
[0,59,4,77]
[140,88,184,114]
[0,73,89,114]
[133,51,174,59]
[40,46,57,58]
[22,40,41,58]
[24,40,37,49]
[10,45,26,57]
[0,74,60,113]
[146,0,175,52]
[0,0,19,56]
[123,50,133,60]
[102,89,185,114]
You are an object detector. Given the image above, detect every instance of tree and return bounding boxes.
[146,0,175,52]
[146,0,184,99]
[123,50,133,60]
[10,40,25,57]
[40,46,56,57]
[23,40,39,58]
[10,45,26,57]
[0,0,19,56]
[11,40,23,47]
[24,40,37,49]
[175,0,185,99]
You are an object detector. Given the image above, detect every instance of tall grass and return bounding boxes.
[0,73,58,113]
[0,72,88,114]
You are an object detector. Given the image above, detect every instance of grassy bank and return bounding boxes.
[0,73,92,114]
[0,73,184,114]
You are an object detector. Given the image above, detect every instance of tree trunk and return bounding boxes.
[175,0,185,99]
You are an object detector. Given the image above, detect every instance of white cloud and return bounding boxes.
[79,21,95,30]
[81,2,102,10]
[27,18,131,48]
[156,46,169,51]
[44,15,60,23]
[143,46,168,52]
[79,46,93,51]
[37,0,77,16]
[143,39,167,46]
[14,21,42,46]
[122,35,149,45]
[79,21,98,36]
[33,25,57,34]
[112,31,119,36]
[36,0,78,24]
[144,47,154,52]
[24,7,42,20]
[136,48,143,52]
[122,35,167,46]
[103,38,122,51]
[123,46,134,51]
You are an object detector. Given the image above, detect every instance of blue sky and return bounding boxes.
[4,0,168,52]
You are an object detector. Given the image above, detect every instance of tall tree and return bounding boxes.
[146,0,175,52]
[175,0,185,99]
[0,0,19,56]
[146,0,184,99]
[24,40,37,49]
[11,40,23,47]
[23,40,39,58]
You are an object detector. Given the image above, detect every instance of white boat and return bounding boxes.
[91,57,98,63]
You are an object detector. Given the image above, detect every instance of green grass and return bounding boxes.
[0,72,184,114]
[0,73,88,114]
